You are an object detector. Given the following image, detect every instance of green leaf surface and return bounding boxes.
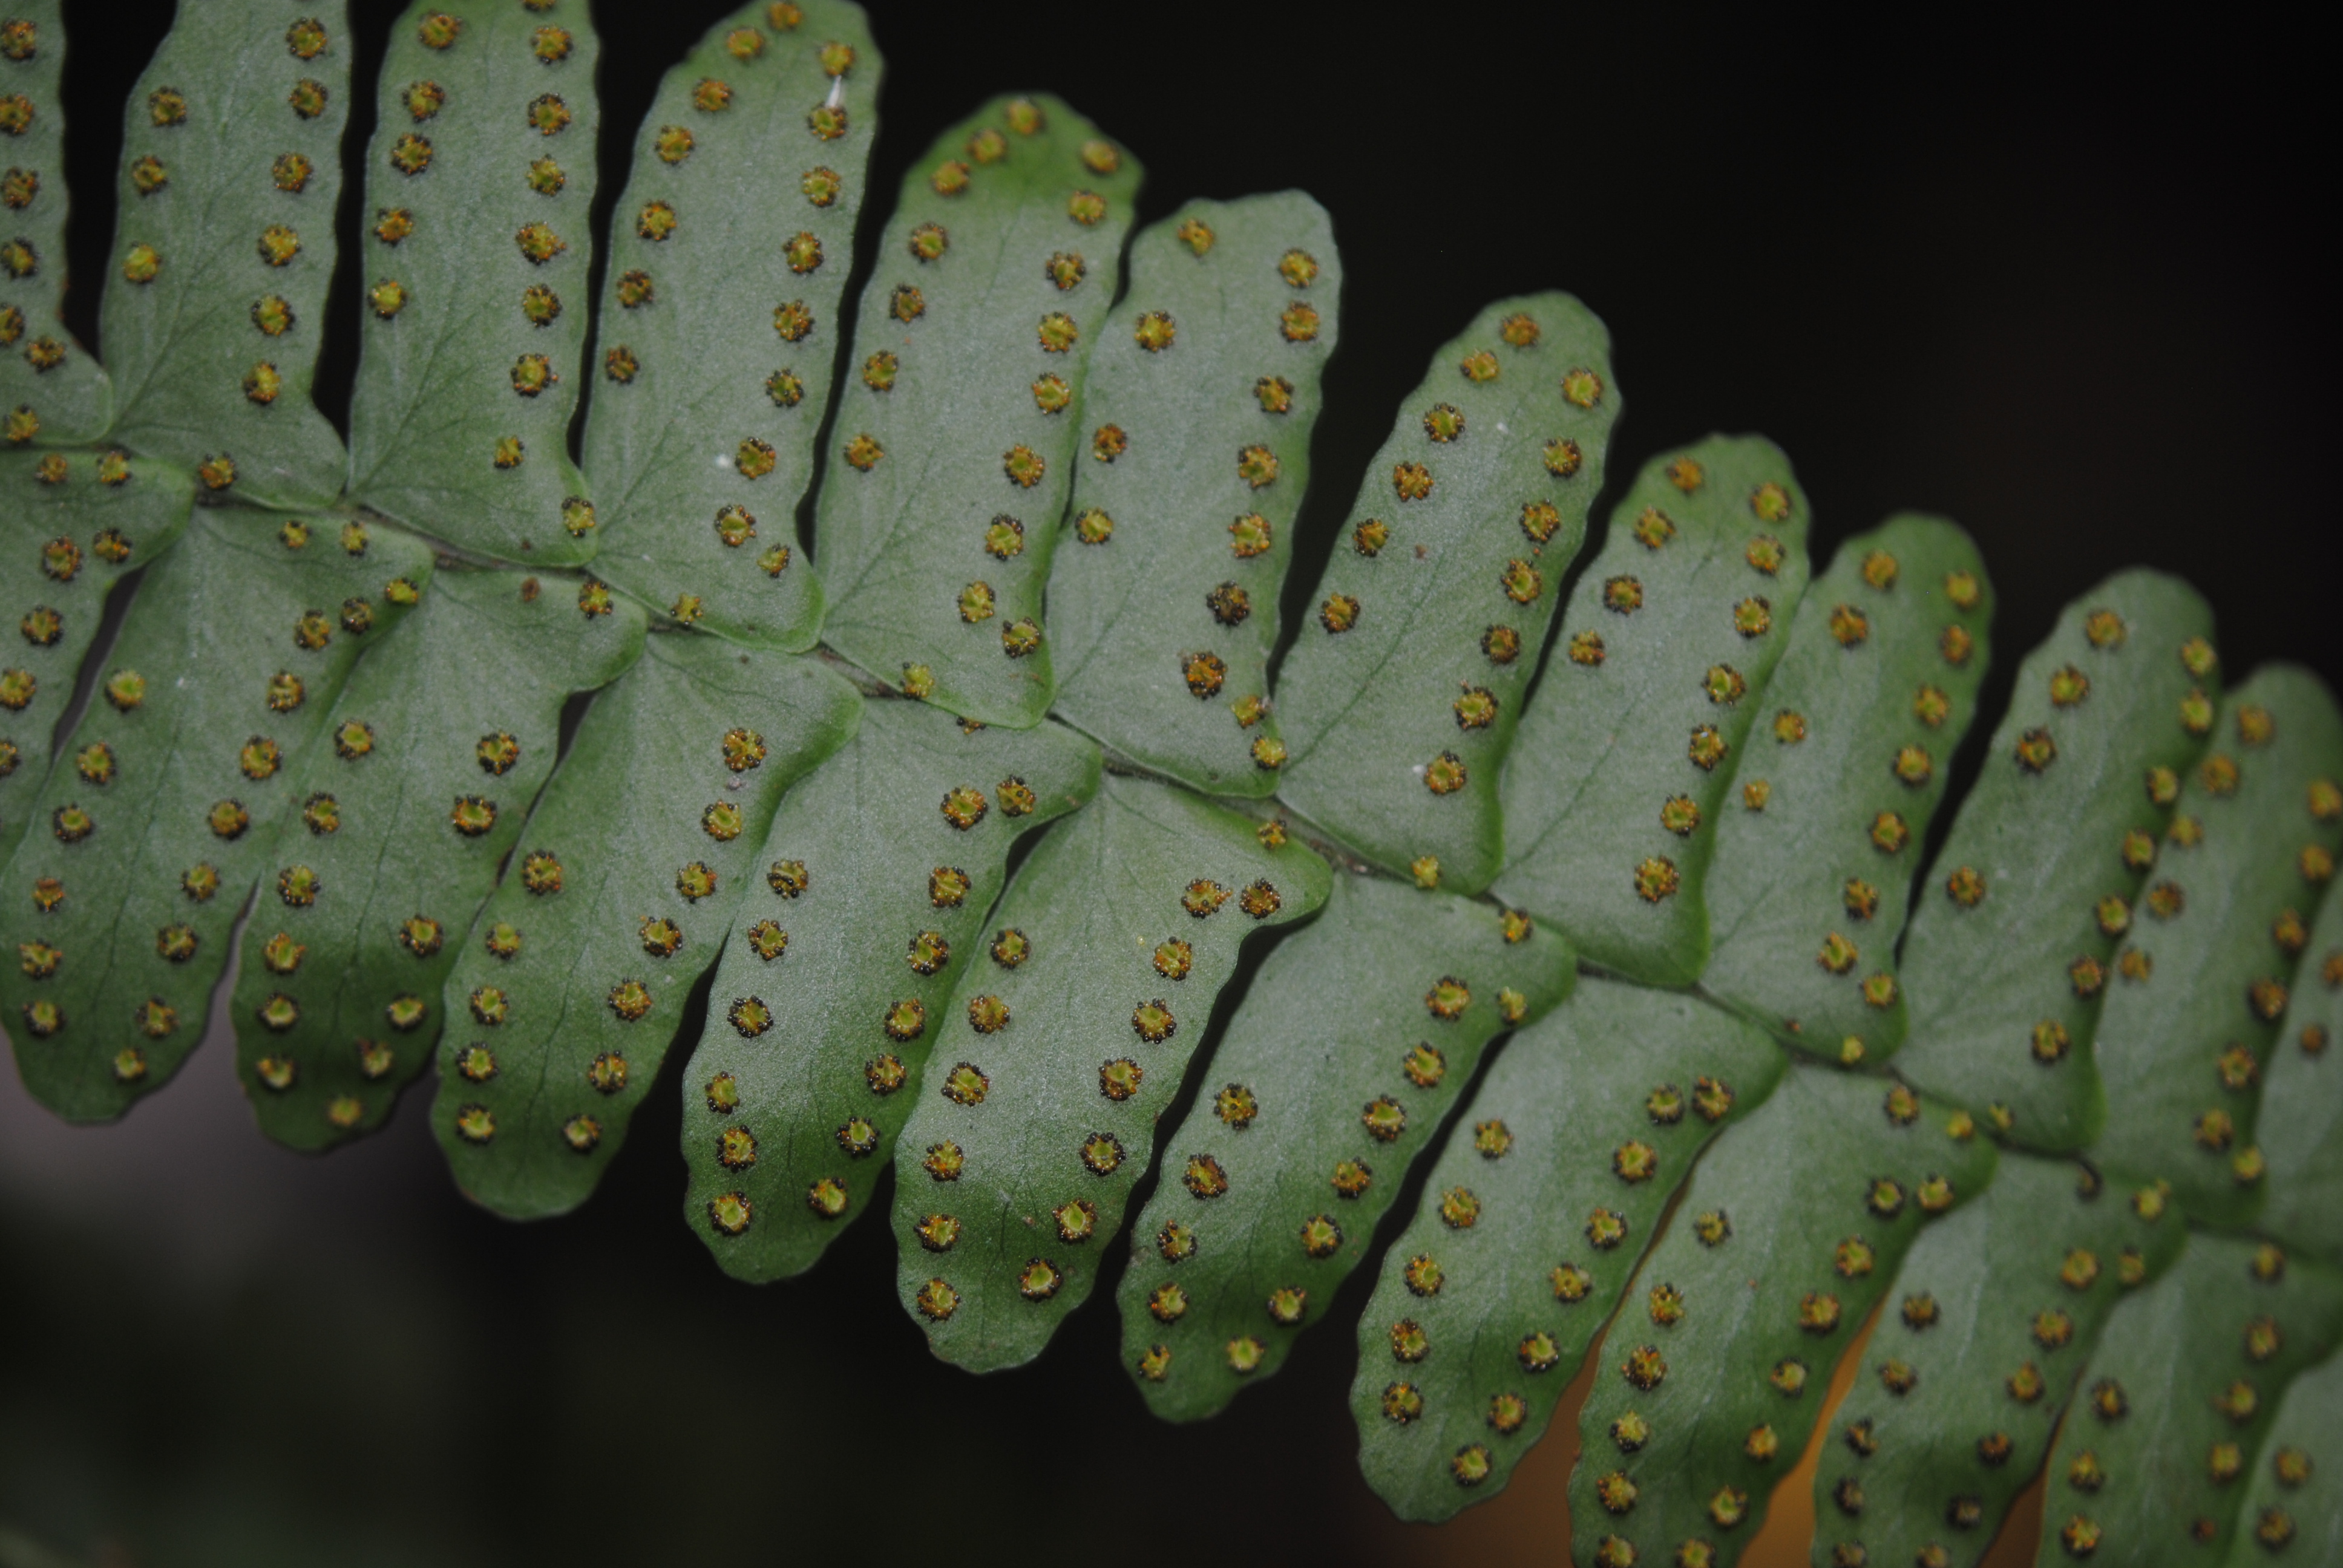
[1044,193,1338,795]
[1,449,191,859]
[428,630,858,1218]
[346,0,599,564]
[1351,975,1784,1521]
[0,0,113,445]
[1276,293,1617,893]
[2087,665,2343,1227]
[229,566,646,1151]
[1118,871,1574,1420]
[1895,569,2218,1151]
[887,773,1328,1370]
[1,505,431,1120]
[580,0,878,648]
[1496,436,1810,985]
[814,93,1142,725]
[2036,1231,2343,1568]
[1701,514,1993,1064]
[1569,1063,1996,1567]
[2215,1345,2343,1568]
[682,699,1099,1282]
[2258,855,2343,1267]
[1809,1151,2186,1568]
[99,0,349,508]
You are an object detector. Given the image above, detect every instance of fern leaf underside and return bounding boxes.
[3,6,2339,1564]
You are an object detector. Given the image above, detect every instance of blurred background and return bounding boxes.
[4,1,2332,1563]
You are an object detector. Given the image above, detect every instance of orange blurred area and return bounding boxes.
[1409,1302,2046,1566]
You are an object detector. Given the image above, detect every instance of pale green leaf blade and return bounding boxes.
[0,0,113,445]
[580,0,879,647]
[1349,977,1785,1521]
[682,700,1099,1281]
[888,773,1328,1370]
[428,632,859,1218]
[1,449,191,860]
[1119,872,1574,1420]
[2088,665,2343,1226]
[2037,1232,2343,1568]
[1810,1152,2186,1568]
[1045,193,1339,795]
[229,566,646,1150]
[99,1,349,508]
[1568,1065,1996,1566]
[1895,569,2218,1151]
[1276,293,1617,892]
[1496,436,1811,985]
[2258,854,2343,1267]
[1702,515,1993,1064]
[346,0,598,564]
[814,94,1141,725]
[1,506,432,1120]
[2215,1347,2343,1568]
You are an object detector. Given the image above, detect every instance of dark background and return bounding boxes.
[4,2,2333,1564]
